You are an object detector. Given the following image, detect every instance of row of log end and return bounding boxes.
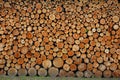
[0,67,119,77]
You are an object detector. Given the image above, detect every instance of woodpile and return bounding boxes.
[0,0,120,78]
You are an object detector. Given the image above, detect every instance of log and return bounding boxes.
[15,64,21,69]
[70,64,77,71]
[56,52,63,58]
[65,58,73,65]
[0,65,4,68]
[103,70,112,78]
[66,71,75,77]
[97,57,103,63]
[21,46,28,54]
[12,29,19,36]
[49,14,55,20]
[98,64,106,71]
[59,69,67,77]
[62,48,68,54]
[38,68,47,77]
[48,67,58,77]
[94,70,102,78]
[112,16,119,23]
[8,68,17,76]
[57,42,64,48]
[109,63,117,71]
[17,58,24,65]
[53,58,64,68]
[73,33,79,39]
[47,54,53,60]
[87,63,93,71]
[76,71,84,77]
[112,70,120,77]
[72,45,79,51]
[100,18,105,25]
[26,32,33,39]
[36,3,41,9]
[36,58,42,65]
[42,59,52,69]
[67,36,74,44]
[56,6,63,13]
[28,68,37,76]
[0,70,4,75]
[0,43,4,51]
[18,68,27,76]
[84,70,93,78]
[78,63,86,71]
[113,24,119,30]
[63,64,70,71]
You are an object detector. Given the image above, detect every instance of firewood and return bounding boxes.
[63,64,70,71]
[36,3,41,9]
[66,71,75,77]
[113,24,119,30]
[67,37,74,44]
[15,64,21,69]
[109,63,117,71]
[17,58,24,65]
[48,67,59,77]
[57,42,64,48]
[103,70,112,78]
[100,18,105,25]
[112,16,119,23]
[0,43,4,51]
[65,58,73,65]
[0,0,120,77]
[76,71,84,77]
[38,68,47,77]
[94,70,102,77]
[49,14,55,20]
[42,59,52,69]
[8,68,17,76]
[28,68,37,76]
[59,69,67,77]
[112,70,120,78]
[0,65,4,68]
[56,6,63,13]
[21,46,28,54]
[70,64,77,71]
[98,64,106,71]
[84,70,93,78]
[18,68,27,76]
[78,63,86,72]
[53,58,64,68]
[72,45,79,51]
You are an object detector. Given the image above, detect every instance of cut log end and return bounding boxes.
[42,60,52,69]
[18,68,27,76]
[103,70,112,78]
[84,70,93,78]
[8,68,17,76]
[28,68,37,76]
[48,67,58,77]
[53,58,64,68]
[38,68,47,77]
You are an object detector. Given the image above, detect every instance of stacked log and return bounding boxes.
[0,0,120,78]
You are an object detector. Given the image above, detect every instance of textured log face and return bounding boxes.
[0,0,120,78]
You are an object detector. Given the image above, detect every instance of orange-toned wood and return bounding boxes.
[53,58,64,68]
[70,64,77,71]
